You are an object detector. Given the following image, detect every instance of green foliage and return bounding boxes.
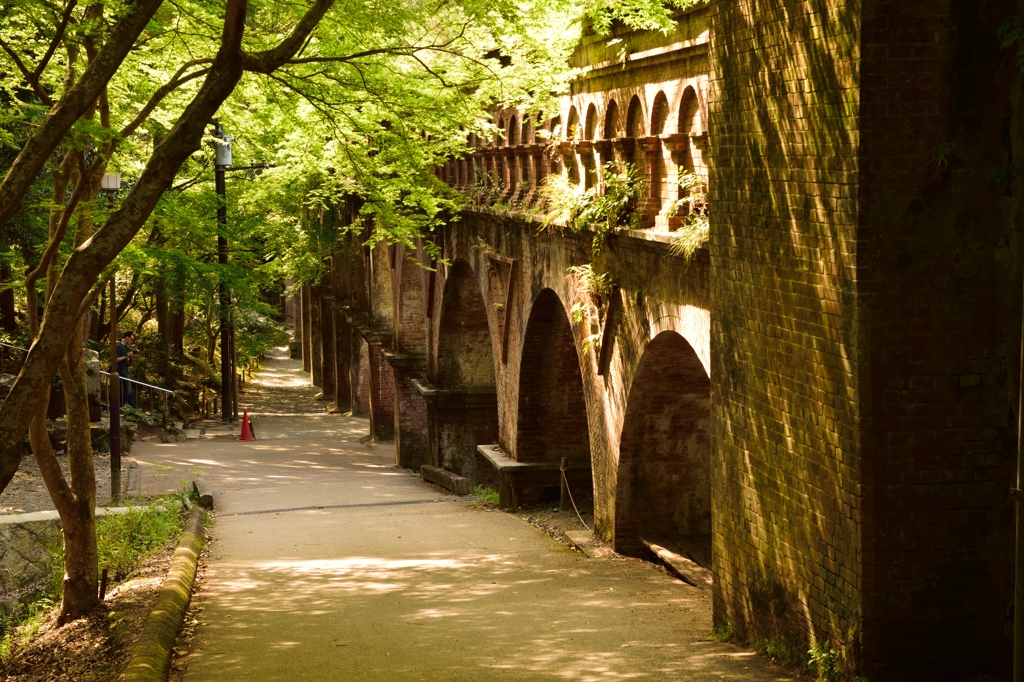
[1000,12,1024,74]
[541,163,644,254]
[0,498,188,659]
[669,170,708,261]
[120,405,153,425]
[708,622,732,642]
[808,641,845,682]
[753,637,807,668]
[567,263,615,300]
[473,485,500,504]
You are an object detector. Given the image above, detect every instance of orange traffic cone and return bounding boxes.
[237,410,255,441]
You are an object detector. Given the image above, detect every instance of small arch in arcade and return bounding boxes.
[604,99,619,138]
[650,91,669,136]
[614,331,711,568]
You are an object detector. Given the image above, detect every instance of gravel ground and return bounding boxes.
[0,451,130,515]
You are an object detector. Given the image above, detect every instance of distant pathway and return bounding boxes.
[132,345,790,681]
[239,345,324,416]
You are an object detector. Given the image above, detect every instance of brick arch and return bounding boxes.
[507,115,518,146]
[650,91,669,135]
[604,99,619,138]
[678,85,700,135]
[584,103,598,140]
[614,330,711,561]
[395,250,426,353]
[566,105,580,138]
[426,258,500,481]
[437,259,495,387]
[516,288,591,475]
[626,94,644,138]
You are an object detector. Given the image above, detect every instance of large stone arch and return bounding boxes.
[614,330,711,566]
[513,288,593,504]
[420,259,499,482]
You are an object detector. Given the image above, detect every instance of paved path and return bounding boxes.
[132,347,791,681]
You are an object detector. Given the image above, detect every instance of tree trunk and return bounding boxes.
[156,278,169,345]
[0,262,16,331]
[169,303,185,357]
[56,324,98,623]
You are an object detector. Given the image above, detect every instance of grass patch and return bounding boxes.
[753,637,807,668]
[709,622,732,642]
[1,495,190,659]
[472,485,500,504]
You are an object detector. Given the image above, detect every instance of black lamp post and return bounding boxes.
[212,121,235,422]
[100,173,122,501]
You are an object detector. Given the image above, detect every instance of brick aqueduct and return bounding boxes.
[284,1,1018,678]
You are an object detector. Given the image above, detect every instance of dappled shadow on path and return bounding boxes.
[183,508,793,682]
[240,345,325,416]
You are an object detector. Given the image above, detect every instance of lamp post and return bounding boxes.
[100,173,122,502]
[212,121,235,422]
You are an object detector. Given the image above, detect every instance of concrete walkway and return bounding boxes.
[132,347,792,681]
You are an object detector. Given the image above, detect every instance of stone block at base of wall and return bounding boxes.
[0,507,133,594]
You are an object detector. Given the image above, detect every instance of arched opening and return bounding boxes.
[549,115,562,174]
[604,100,619,138]
[649,91,670,214]
[584,103,597,140]
[626,95,644,138]
[507,116,518,146]
[650,91,669,136]
[516,289,592,503]
[430,260,499,481]
[565,107,581,185]
[625,95,643,165]
[521,118,531,145]
[614,331,711,566]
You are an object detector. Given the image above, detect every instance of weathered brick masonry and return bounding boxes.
[292,2,1019,676]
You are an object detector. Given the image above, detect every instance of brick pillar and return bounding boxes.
[301,284,312,373]
[638,136,660,228]
[382,350,429,468]
[367,341,394,441]
[420,385,498,483]
[317,291,335,401]
[309,287,322,388]
[333,309,352,413]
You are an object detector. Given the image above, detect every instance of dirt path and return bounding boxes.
[133,349,795,682]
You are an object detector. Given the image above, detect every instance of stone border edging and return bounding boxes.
[120,506,207,682]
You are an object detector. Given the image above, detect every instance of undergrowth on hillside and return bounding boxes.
[0,494,193,659]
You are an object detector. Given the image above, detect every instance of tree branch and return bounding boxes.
[121,60,214,137]
[0,37,53,106]
[239,0,335,73]
[33,0,80,82]
[0,0,163,230]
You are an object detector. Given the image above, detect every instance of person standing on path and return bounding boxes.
[116,331,138,408]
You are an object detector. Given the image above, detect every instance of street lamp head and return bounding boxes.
[100,173,121,192]
[215,135,234,167]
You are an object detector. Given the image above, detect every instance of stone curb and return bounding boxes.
[120,506,207,682]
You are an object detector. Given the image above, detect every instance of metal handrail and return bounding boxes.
[1,340,175,396]
[98,369,174,395]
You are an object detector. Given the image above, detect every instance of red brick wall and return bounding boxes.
[857,0,1016,675]
[707,0,864,661]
